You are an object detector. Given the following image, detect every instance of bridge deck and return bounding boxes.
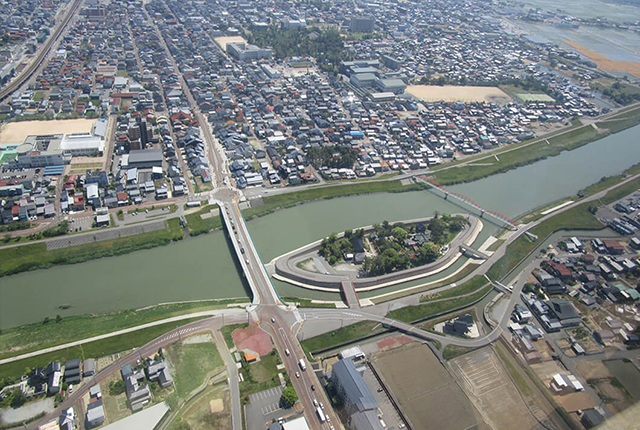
[459,244,490,260]
[219,202,261,305]
[341,281,361,309]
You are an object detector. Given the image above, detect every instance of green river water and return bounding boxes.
[1,125,640,327]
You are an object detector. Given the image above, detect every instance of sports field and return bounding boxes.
[406,85,511,103]
[372,343,483,430]
[0,119,95,144]
[213,36,248,51]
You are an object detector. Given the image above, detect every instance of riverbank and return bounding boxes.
[0,299,248,362]
[242,180,427,220]
[0,204,225,278]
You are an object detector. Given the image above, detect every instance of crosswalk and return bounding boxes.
[151,326,201,348]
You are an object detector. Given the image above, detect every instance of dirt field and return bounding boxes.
[553,391,597,413]
[376,334,414,351]
[449,347,538,430]
[213,36,247,51]
[0,119,96,143]
[232,324,273,356]
[406,85,511,103]
[372,343,484,430]
[576,361,613,380]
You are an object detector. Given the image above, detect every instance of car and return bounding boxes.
[295,372,300,378]
[240,247,245,254]
[285,349,290,356]
[313,399,318,407]
[320,402,324,410]
[377,387,384,392]
[68,385,73,393]
[310,384,315,391]
[245,259,249,264]
[271,318,275,323]
[326,416,331,422]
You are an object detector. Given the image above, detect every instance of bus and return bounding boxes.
[316,407,326,423]
[298,358,306,371]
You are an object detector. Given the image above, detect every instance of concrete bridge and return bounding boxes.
[459,244,490,260]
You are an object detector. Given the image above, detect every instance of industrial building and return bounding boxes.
[349,17,375,32]
[227,42,273,61]
[330,359,384,430]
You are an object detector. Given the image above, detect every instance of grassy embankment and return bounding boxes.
[242,180,426,220]
[432,124,601,185]
[185,204,222,236]
[302,277,491,355]
[282,297,336,308]
[0,317,206,383]
[0,299,248,361]
[369,263,481,304]
[300,321,384,359]
[442,345,476,360]
[0,218,184,277]
[388,284,493,323]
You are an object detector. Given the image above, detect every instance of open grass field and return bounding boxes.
[185,204,222,236]
[0,299,246,360]
[166,336,224,399]
[0,317,206,383]
[387,284,492,323]
[406,85,511,103]
[449,347,538,430]
[0,119,96,143]
[239,350,282,397]
[373,342,483,430]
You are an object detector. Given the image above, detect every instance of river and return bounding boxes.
[1,125,639,327]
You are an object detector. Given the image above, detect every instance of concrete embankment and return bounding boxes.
[274,215,482,293]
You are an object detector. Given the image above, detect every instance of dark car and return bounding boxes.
[311,384,315,391]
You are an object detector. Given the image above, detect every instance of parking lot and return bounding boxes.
[360,361,405,429]
[245,386,287,430]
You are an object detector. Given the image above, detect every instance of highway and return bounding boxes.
[0,0,84,103]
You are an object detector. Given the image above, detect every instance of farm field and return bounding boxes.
[371,342,485,430]
[449,347,538,430]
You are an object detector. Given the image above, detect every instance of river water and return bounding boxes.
[1,125,639,327]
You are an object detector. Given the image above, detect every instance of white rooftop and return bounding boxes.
[282,416,311,430]
[101,402,169,430]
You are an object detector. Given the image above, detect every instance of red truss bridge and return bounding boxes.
[415,176,518,229]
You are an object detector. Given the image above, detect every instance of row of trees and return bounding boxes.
[362,215,468,277]
[319,229,365,265]
[306,145,358,169]
[246,26,350,74]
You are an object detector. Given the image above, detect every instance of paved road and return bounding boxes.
[213,329,242,430]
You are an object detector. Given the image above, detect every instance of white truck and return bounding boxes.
[316,407,326,423]
[298,358,306,371]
